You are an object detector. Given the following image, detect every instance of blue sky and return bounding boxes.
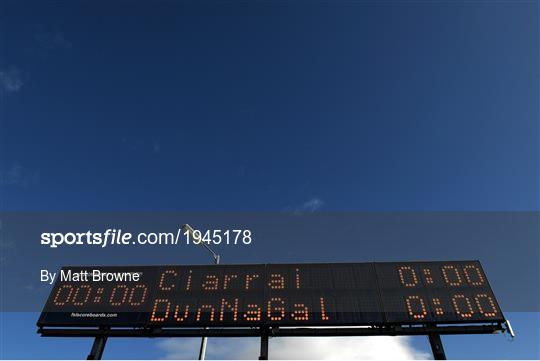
[0,0,539,359]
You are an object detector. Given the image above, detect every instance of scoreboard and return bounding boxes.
[37,261,504,328]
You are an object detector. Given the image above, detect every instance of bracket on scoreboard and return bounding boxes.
[504,319,515,338]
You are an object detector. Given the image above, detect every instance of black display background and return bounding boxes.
[38,261,504,327]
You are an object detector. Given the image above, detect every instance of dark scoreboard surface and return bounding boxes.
[38,261,505,328]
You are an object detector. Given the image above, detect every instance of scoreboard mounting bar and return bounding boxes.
[37,261,505,328]
[38,324,505,337]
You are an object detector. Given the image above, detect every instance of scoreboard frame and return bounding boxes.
[36,261,511,360]
[37,260,505,328]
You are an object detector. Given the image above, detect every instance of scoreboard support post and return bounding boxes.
[198,333,208,360]
[428,333,446,360]
[258,328,269,360]
[86,335,107,360]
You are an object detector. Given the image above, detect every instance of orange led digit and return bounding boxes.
[474,293,498,317]
[442,265,463,286]
[452,294,474,318]
[464,265,485,286]
[128,284,148,306]
[53,284,74,306]
[405,295,427,319]
[398,266,418,287]
[72,285,92,306]
[109,285,129,306]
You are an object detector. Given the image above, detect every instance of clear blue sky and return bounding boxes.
[0,0,538,359]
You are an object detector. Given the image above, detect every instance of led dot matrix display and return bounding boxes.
[38,261,504,328]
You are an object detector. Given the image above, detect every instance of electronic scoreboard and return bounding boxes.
[38,261,504,328]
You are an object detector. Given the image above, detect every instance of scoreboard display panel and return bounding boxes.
[37,261,504,328]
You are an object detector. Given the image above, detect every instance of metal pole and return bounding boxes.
[198,336,208,360]
[183,225,221,361]
[198,252,219,360]
[87,336,107,360]
[259,329,269,360]
[428,333,446,360]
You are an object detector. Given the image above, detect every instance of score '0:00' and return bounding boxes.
[405,293,499,319]
[52,284,148,307]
